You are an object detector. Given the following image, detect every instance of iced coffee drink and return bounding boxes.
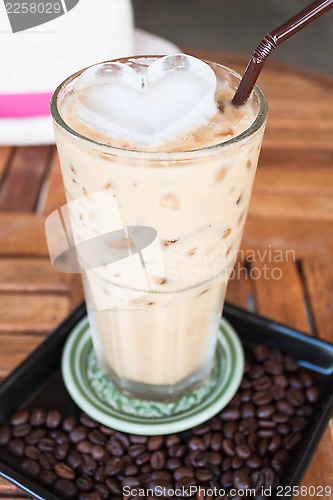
[51,55,267,401]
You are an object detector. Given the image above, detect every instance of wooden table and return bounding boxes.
[0,49,332,498]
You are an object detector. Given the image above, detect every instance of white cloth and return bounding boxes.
[0,30,179,145]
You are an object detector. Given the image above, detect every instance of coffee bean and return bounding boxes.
[232,468,251,489]
[135,452,150,466]
[196,468,213,481]
[272,386,285,401]
[25,428,46,445]
[166,435,180,447]
[241,403,255,419]
[235,445,251,459]
[91,444,105,460]
[276,400,294,416]
[306,387,319,403]
[28,409,45,427]
[262,467,275,487]
[248,434,259,452]
[189,450,208,468]
[46,410,62,429]
[150,450,165,469]
[76,475,92,491]
[290,377,303,389]
[221,470,233,488]
[166,458,182,470]
[249,365,265,379]
[88,429,107,445]
[299,372,314,388]
[50,430,68,444]
[240,389,252,402]
[284,356,298,372]
[252,376,272,391]
[149,479,173,495]
[223,421,237,438]
[69,426,88,444]
[258,429,276,438]
[264,360,284,376]
[10,410,29,426]
[76,440,92,454]
[246,454,261,469]
[94,465,106,483]
[253,345,269,362]
[79,493,101,500]
[21,459,41,477]
[253,391,273,406]
[106,477,122,494]
[296,404,314,417]
[211,433,222,451]
[13,423,32,438]
[258,438,269,457]
[107,437,124,456]
[251,470,265,492]
[277,423,291,435]
[257,405,275,419]
[25,445,40,460]
[273,412,290,424]
[268,435,282,453]
[55,442,69,460]
[105,456,123,476]
[62,416,77,433]
[79,413,98,428]
[7,438,25,457]
[38,438,55,452]
[80,454,97,476]
[291,417,308,432]
[174,466,194,480]
[55,462,75,480]
[39,469,57,486]
[258,419,277,429]
[229,393,242,408]
[234,432,246,446]
[147,435,163,451]
[169,444,186,458]
[210,416,222,431]
[222,439,235,457]
[286,388,305,407]
[95,483,109,499]
[274,375,289,388]
[238,418,258,435]
[54,478,78,499]
[175,476,197,489]
[39,452,54,470]
[219,408,241,421]
[0,426,11,446]
[67,449,83,469]
[283,432,302,450]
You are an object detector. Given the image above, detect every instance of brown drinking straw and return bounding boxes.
[232,0,333,106]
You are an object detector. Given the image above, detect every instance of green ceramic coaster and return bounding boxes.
[62,316,244,435]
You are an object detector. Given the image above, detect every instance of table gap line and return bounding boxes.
[296,259,318,338]
[35,146,56,214]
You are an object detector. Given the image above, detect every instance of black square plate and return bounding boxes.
[0,302,332,500]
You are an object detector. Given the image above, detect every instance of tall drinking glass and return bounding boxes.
[51,56,267,402]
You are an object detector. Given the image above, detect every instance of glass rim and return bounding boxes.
[50,55,268,158]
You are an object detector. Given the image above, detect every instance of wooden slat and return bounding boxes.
[69,273,84,310]
[302,258,333,343]
[0,258,71,293]
[260,147,333,169]
[0,476,24,496]
[249,193,333,220]
[0,294,70,333]
[0,333,42,378]
[0,146,51,212]
[242,217,333,259]
[0,214,48,256]
[252,260,310,333]
[40,147,66,216]
[225,258,254,310]
[254,168,333,196]
[0,146,13,184]
[301,428,333,496]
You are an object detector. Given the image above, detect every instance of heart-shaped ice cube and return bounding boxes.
[75,55,217,145]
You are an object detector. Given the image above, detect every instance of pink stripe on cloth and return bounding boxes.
[0,92,52,118]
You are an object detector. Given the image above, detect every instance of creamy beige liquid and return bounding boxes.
[54,57,266,400]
